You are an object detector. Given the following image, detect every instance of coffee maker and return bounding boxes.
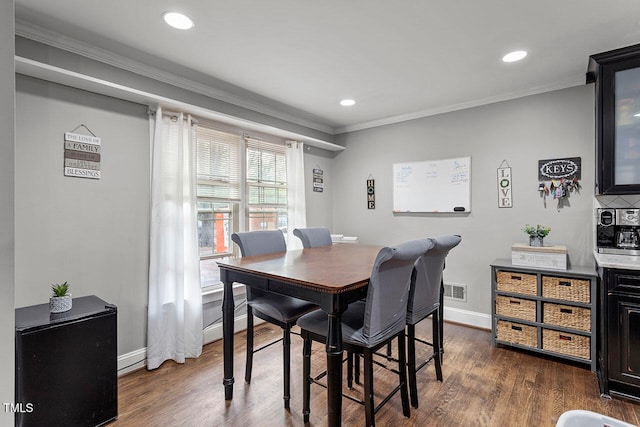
[597,208,640,255]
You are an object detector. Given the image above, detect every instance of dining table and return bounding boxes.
[217,243,383,427]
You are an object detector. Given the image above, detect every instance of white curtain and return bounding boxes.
[286,141,307,250]
[147,107,203,370]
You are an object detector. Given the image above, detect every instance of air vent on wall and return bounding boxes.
[444,282,467,302]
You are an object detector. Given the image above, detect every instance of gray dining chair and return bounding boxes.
[293,226,333,248]
[405,234,461,408]
[231,230,318,410]
[297,238,434,426]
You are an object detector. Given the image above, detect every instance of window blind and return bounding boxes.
[246,137,287,206]
[196,127,242,201]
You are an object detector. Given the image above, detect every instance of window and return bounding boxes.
[246,137,288,232]
[196,127,241,288]
[195,127,289,289]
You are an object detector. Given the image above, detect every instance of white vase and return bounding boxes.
[50,294,72,313]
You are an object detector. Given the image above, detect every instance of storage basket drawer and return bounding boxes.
[542,329,590,360]
[495,295,536,322]
[543,302,591,332]
[496,320,537,348]
[542,276,590,303]
[496,271,537,296]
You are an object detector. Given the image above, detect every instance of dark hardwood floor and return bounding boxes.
[113,321,640,426]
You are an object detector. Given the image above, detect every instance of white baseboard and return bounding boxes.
[117,314,255,377]
[117,348,147,377]
[444,306,491,330]
[117,309,488,377]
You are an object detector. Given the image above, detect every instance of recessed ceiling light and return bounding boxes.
[162,11,194,30]
[502,50,527,63]
[340,99,356,106]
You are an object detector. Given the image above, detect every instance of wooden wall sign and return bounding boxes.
[64,129,101,179]
[497,161,512,208]
[367,177,375,209]
[312,167,323,192]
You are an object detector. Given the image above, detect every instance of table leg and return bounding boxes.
[326,312,343,427]
[222,279,235,400]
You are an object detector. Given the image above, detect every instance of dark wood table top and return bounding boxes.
[217,243,384,294]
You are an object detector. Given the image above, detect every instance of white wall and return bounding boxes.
[14,75,150,355]
[14,74,337,366]
[333,85,596,325]
[0,1,15,425]
[304,145,336,228]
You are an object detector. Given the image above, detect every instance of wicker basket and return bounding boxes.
[496,271,537,296]
[543,302,591,332]
[542,329,590,359]
[542,276,590,303]
[495,295,536,322]
[496,320,537,348]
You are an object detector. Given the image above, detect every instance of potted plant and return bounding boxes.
[50,281,72,313]
[523,224,551,247]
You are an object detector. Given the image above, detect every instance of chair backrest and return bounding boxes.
[406,235,462,325]
[363,239,434,347]
[231,230,287,300]
[293,227,333,248]
[231,230,287,257]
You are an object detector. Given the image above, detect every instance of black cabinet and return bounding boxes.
[15,296,118,427]
[600,268,640,401]
[588,44,640,194]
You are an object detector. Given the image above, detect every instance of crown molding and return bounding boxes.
[14,19,335,136]
[334,78,583,134]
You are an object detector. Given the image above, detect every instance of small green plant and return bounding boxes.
[51,281,70,297]
[523,224,551,238]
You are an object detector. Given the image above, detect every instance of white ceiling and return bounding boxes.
[13,0,640,134]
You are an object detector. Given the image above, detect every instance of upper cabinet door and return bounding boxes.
[588,45,640,194]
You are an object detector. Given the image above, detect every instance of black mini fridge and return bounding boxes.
[15,295,118,427]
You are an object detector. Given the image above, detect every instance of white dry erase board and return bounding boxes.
[393,156,471,213]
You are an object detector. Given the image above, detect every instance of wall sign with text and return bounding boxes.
[497,163,512,208]
[312,168,323,192]
[367,178,375,209]
[537,157,581,209]
[64,129,101,179]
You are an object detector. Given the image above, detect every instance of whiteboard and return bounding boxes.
[393,156,471,213]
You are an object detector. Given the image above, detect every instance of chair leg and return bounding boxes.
[302,333,312,423]
[355,353,361,385]
[432,312,443,382]
[439,282,445,360]
[397,331,411,418]
[363,349,375,427]
[245,306,254,383]
[283,326,291,410]
[407,324,418,408]
[386,341,392,360]
[347,351,354,389]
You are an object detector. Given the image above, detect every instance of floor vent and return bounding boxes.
[444,282,467,302]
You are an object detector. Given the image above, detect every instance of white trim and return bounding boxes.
[117,313,255,377]
[443,306,492,330]
[116,308,488,377]
[15,56,345,152]
[15,20,334,136]
[334,79,583,135]
[117,348,147,377]
[17,19,583,137]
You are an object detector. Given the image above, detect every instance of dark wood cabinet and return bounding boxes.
[491,260,597,371]
[588,44,640,194]
[600,268,640,401]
